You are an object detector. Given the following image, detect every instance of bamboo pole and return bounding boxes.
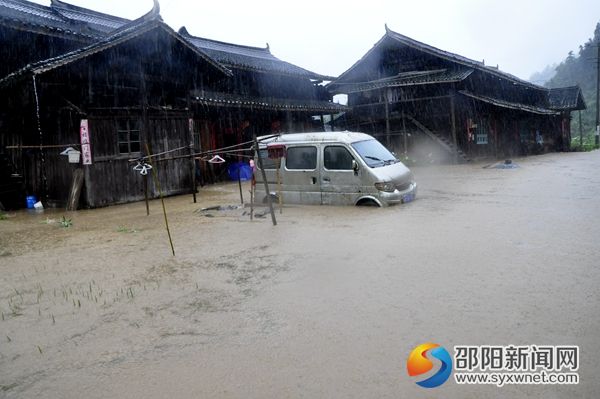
[145,143,175,256]
[253,134,276,226]
[276,158,282,214]
[450,92,458,164]
[237,165,244,204]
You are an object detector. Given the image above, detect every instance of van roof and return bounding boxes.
[258,131,374,145]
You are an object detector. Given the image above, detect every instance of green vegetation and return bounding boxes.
[545,22,599,141]
[117,225,138,233]
[571,134,597,151]
[59,216,72,228]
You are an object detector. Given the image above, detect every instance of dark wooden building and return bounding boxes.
[177,27,344,183]
[328,26,586,163]
[0,0,342,209]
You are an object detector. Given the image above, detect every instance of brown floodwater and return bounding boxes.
[1,151,599,398]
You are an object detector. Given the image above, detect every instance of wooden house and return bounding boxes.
[0,0,342,208]
[177,27,343,183]
[0,2,231,208]
[328,26,586,163]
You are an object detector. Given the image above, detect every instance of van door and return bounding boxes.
[321,145,360,205]
[282,145,321,205]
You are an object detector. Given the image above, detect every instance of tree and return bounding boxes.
[546,22,599,138]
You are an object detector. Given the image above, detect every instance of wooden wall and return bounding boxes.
[84,114,193,208]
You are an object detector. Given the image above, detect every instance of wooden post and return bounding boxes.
[384,89,391,148]
[276,158,282,214]
[188,119,197,203]
[250,183,254,221]
[139,58,151,210]
[579,110,583,148]
[144,173,150,216]
[596,45,600,147]
[401,113,408,157]
[450,93,458,164]
[253,134,277,226]
[237,166,244,204]
[66,168,84,211]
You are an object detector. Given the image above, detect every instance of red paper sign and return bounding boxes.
[80,119,92,165]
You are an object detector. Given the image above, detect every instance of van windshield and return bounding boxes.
[351,139,398,168]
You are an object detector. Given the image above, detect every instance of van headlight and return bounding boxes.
[374,182,395,192]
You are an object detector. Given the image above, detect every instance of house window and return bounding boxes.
[117,120,141,154]
[476,133,488,145]
[475,120,489,145]
[286,146,317,170]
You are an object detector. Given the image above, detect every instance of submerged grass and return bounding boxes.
[117,225,139,233]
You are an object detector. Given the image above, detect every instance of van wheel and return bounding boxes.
[356,198,380,207]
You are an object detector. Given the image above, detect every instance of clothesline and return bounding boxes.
[129,133,280,164]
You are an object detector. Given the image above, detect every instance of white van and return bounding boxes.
[255,131,417,207]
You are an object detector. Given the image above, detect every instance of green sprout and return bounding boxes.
[59,216,73,228]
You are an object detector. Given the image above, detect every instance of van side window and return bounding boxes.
[258,149,277,169]
[286,146,317,170]
[324,146,354,170]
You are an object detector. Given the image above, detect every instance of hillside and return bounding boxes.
[546,22,599,140]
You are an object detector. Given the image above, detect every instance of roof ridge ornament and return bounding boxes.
[151,0,160,16]
[385,23,390,33]
[266,42,270,52]
[127,0,161,25]
[179,26,190,36]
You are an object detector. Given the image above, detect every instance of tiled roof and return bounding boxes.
[0,13,230,87]
[459,90,559,115]
[179,27,331,80]
[0,0,99,38]
[193,90,346,113]
[50,0,129,34]
[383,28,548,91]
[333,26,547,92]
[329,68,473,94]
[547,86,586,111]
[0,0,82,37]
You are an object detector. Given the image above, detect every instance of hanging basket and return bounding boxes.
[68,150,81,163]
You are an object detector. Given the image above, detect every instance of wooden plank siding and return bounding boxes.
[83,114,192,208]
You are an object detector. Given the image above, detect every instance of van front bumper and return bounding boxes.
[379,182,418,206]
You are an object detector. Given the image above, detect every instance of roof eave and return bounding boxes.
[0,19,232,86]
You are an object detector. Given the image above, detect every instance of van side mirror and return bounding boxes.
[352,159,359,175]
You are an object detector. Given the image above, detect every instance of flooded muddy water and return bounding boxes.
[1,151,599,398]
